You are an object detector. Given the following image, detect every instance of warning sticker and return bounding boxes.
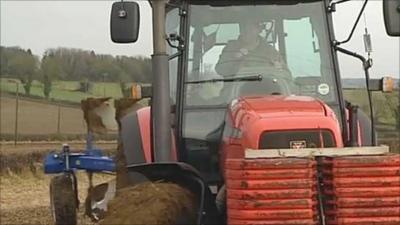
[317,83,330,95]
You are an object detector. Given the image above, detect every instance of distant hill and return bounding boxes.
[342,78,399,89]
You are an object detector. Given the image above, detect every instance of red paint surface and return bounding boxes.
[328,197,400,208]
[227,189,314,200]
[228,198,316,210]
[137,107,152,162]
[327,217,400,225]
[221,96,343,172]
[136,107,177,162]
[228,208,315,220]
[228,218,318,225]
[226,158,318,225]
[225,168,314,180]
[323,154,400,224]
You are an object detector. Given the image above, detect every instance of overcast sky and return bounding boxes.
[1,0,399,79]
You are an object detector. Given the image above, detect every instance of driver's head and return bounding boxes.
[239,18,263,40]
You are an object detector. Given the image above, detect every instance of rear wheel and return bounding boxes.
[50,174,77,225]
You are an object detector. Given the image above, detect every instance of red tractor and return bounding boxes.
[82,0,400,225]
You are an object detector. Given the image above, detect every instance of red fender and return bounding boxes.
[136,107,177,162]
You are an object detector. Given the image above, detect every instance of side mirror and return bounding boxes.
[110,1,140,43]
[383,0,400,36]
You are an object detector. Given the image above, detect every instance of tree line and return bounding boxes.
[0,46,152,98]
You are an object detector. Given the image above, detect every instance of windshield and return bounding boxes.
[185,1,337,107]
[181,1,339,140]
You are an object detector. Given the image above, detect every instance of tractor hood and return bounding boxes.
[240,95,327,118]
[226,95,343,149]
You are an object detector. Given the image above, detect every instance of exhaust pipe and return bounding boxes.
[151,0,172,162]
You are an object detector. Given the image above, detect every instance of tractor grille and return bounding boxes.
[259,130,335,149]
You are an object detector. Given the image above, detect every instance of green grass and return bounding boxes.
[1,79,398,126]
[0,78,123,103]
[90,82,123,97]
[343,89,399,126]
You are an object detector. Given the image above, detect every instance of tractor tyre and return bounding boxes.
[50,174,77,225]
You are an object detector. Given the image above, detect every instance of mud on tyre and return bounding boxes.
[50,174,78,225]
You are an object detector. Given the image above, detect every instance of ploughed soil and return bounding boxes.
[1,142,198,225]
[0,172,112,225]
[0,142,114,225]
[0,142,116,175]
[100,182,197,225]
[100,138,198,225]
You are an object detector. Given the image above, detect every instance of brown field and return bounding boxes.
[1,140,399,224]
[0,94,398,224]
[0,142,117,176]
[1,172,113,225]
[0,142,117,225]
[0,141,116,155]
[1,139,399,224]
[0,96,86,135]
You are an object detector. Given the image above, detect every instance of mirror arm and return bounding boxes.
[333,0,368,46]
[328,0,351,12]
[167,33,185,51]
[166,38,179,49]
[166,2,182,9]
[168,52,182,61]
[335,45,376,146]
[165,6,187,59]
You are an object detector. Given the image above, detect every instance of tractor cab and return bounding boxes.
[110,0,397,185]
[108,0,399,186]
[164,0,344,183]
[47,1,399,225]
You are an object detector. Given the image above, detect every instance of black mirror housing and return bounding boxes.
[110,1,140,43]
[383,0,400,36]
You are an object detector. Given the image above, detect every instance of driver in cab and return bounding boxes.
[215,18,289,77]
